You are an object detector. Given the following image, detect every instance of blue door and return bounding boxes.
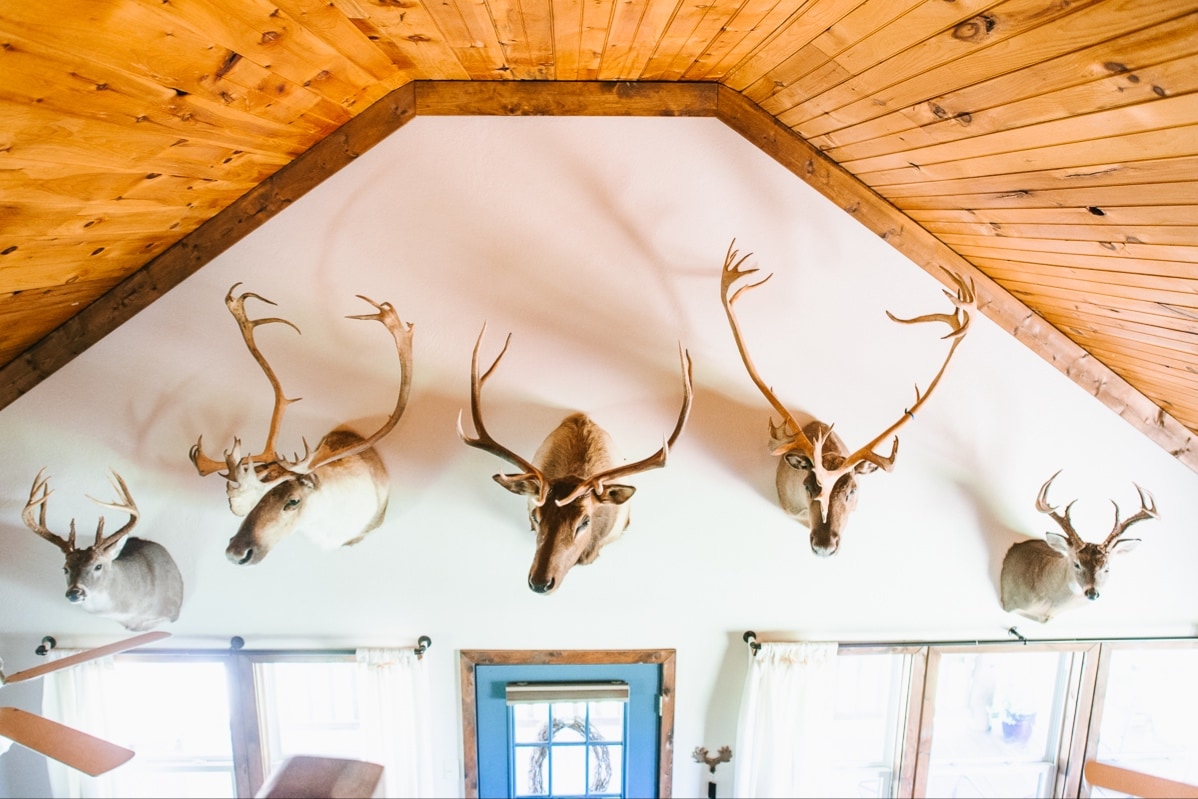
[474,662,662,798]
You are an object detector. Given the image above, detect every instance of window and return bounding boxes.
[741,636,1197,798]
[460,650,675,799]
[42,643,433,798]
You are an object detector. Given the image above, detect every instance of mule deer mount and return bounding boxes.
[1000,470,1158,623]
[458,324,694,594]
[720,240,975,557]
[22,470,184,632]
[190,284,414,565]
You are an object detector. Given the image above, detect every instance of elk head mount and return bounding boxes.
[22,470,183,632]
[191,284,414,565]
[720,241,975,557]
[1000,470,1158,623]
[458,324,694,595]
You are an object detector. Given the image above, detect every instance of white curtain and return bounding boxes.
[733,641,839,798]
[355,647,437,798]
[41,648,122,799]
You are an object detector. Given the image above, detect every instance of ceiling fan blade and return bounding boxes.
[3,631,171,685]
[0,707,133,776]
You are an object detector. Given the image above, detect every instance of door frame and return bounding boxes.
[459,649,676,798]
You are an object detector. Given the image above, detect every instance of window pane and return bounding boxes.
[255,660,366,779]
[509,699,627,798]
[925,651,1072,798]
[1091,647,1198,797]
[825,653,909,798]
[107,659,236,799]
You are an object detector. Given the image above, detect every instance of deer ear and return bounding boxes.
[493,473,541,497]
[1045,531,1072,555]
[598,485,636,505]
[101,534,130,558]
[1109,537,1141,555]
[783,452,812,470]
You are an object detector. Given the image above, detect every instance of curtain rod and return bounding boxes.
[742,629,1198,655]
[36,634,433,658]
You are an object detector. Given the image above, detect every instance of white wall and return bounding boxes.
[1,115,1196,798]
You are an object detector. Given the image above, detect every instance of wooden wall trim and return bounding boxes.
[714,85,1198,473]
[413,80,717,116]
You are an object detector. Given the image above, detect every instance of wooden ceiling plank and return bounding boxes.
[511,0,557,80]
[720,0,864,92]
[680,0,799,81]
[419,0,512,78]
[970,249,1198,283]
[270,0,405,80]
[811,13,1198,156]
[0,238,176,295]
[0,2,354,130]
[548,0,585,79]
[577,0,619,79]
[1039,309,1198,359]
[910,205,1198,226]
[715,85,1198,469]
[977,259,1198,308]
[643,0,749,81]
[786,0,1188,138]
[596,0,663,80]
[926,221,1198,246]
[995,275,1198,323]
[0,33,329,155]
[894,181,1198,214]
[413,80,717,116]
[335,0,472,81]
[860,123,1198,189]
[844,93,1198,177]
[1071,344,1198,388]
[152,0,382,109]
[947,236,1198,265]
[1025,290,1198,334]
[0,83,418,413]
[0,279,125,366]
[758,0,984,116]
[484,0,548,79]
[884,155,1198,201]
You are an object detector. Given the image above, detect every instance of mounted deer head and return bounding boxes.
[190,284,414,565]
[720,240,974,556]
[458,325,693,594]
[1000,470,1158,623]
[22,470,183,632]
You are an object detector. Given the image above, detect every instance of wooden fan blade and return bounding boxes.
[3,631,170,685]
[0,707,133,776]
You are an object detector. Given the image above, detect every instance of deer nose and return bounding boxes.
[528,576,556,594]
[1085,589,1099,600]
[66,587,86,603]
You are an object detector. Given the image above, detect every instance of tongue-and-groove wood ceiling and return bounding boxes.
[2,0,1196,471]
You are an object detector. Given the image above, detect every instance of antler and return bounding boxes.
[85,470,140,552]
[719,240,816,458]
[283,294,415,474]
[1104,482,1158,547]
[556,344,694,506]
[190,283,302,477]
[23,469,75,554]
[457,324,548,506]
[1035,469,1084,548]
[840,269,975,472]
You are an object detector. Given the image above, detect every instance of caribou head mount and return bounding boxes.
[458,325,694,594]
[720,241,975,556]
[23,469,184,632]
[1000,470,1158,623]
[190,284,414,565]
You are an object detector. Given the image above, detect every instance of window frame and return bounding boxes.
[459,649,676,799]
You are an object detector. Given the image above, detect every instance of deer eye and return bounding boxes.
[284,498,300,510]
[93,564,103,572]
[575,516,590,537]
[1073,562,1083,570]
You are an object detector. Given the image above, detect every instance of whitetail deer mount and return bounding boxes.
[22,470,183,632]
[720,240,975,557]
[190,284,413,565]
[458,324,693,594]
[1000,470,1158,623]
